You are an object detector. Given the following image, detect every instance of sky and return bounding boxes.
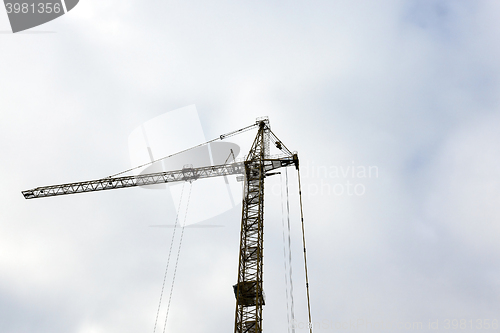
[1,0,500,332]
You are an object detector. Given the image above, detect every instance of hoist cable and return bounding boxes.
[153,182,186,333]
[280,173,292,333]
[162,181,193,333]
[297,168,313,333]
[285,168,296,332]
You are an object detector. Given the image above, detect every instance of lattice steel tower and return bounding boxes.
[233,119,269,333]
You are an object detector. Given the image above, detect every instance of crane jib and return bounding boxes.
[21,156,297,200]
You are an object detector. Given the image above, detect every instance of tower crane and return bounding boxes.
[22,117,312,333]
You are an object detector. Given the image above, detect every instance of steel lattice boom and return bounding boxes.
[22,158,296,200]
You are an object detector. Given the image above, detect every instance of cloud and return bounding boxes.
[1,0,500,332]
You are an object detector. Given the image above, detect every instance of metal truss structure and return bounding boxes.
[22,158,296,200]
[233,121,268,333]
[22,118,300,333]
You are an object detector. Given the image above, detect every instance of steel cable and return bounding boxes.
[110,124,257,178]
[153,182,186,333]
[297,167,313,333]
[285,167,296,333]
[162,181,193,333]
[280,173,292,333]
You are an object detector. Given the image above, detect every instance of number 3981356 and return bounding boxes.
[5,3,62,14]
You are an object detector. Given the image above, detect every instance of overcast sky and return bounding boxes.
[1,1,500,332]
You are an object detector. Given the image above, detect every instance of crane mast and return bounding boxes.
[22,118,300,333]
[234,120,268,333]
